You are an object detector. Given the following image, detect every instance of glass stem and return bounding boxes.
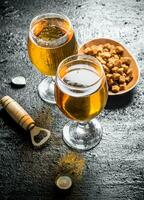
[48,76,55,92]
[76,122,88,136]
[78,122,87,127]
[52,76,56,82]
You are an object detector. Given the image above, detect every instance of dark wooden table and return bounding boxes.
[0,0,144,199]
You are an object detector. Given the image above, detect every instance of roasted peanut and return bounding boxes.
[121,64,129,72]
[104,43,111,49]
[116,46,124,54]
[83,48,89,54]
[108,78,114,86]
[108,57,115,63]
[121,57,131,65]
[114,59,122,67]
[119,83,126,90]
[119,76,126,83]
[112,73,120,81]
[103,47,109,52]
[111,67,119,73]
[106,74,112,80]
[126,68,132,75]
[100,52,111,58]
[110,49,116,55]
[125,76,131,83]
[117,68,124,74]
[91,45,98,55]
[114,55,119,59]
[112,85,120,93]
[107,62,114,69]
[123,73,127,77]
[96,45,103,53]
[84,47,93,55]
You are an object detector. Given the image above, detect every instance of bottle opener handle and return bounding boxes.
[0,96,35,130]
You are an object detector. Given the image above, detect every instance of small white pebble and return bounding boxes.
[11,76,26,86]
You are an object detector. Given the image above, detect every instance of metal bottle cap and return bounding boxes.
[55,175,72,190]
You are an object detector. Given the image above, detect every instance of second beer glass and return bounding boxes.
[28,13,78,103]
[55,54,108,150]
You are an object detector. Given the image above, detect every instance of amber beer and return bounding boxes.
[28,16,78,76]
[55,61,108,121]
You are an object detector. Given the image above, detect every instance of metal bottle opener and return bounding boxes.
[0,96,51,147]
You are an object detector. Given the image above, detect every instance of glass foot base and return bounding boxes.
[38,77,56,104]
[63,119,102,151]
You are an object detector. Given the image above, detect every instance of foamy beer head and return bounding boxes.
[28,13,78,76]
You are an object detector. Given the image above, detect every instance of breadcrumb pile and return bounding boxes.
[57,152,85,181]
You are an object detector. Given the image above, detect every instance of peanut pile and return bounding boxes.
[83,43,133,93]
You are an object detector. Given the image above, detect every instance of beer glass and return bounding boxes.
[28,13,78,104]
[55,54,108,150]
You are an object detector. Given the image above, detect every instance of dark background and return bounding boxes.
[0,0,144,199]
